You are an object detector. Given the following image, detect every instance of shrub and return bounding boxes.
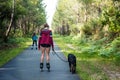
[99,37,120,59]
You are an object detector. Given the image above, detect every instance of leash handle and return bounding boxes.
[53,51,68,62]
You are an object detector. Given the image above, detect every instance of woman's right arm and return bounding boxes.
[50,31,54,51]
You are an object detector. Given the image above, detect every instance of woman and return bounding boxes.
[38,23,54,71]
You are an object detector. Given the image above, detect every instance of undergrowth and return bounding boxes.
[0,37,31,67]
[53,34,120,80]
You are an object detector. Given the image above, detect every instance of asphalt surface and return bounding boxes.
[0,44,81,80]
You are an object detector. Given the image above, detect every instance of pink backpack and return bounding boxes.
[40,30,52,44]
[38,29,54,49]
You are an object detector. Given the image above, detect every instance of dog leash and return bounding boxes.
[52,51,68,62]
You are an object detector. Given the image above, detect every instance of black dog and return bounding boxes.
[68,54,76,74]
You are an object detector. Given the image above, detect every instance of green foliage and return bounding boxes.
[99,48,114,58]
[55,34,120,67]
[54,34,111,80]
[0,0,12,27]
[111,37,120,49]
[8,37,29,44]
[101,4,120,33]
[80,46,98,58]
[0,37,31,67]
[10,29,23,37]
[80,0,94,5]
[53,0,120,40]
[93,37,108,45]
[0,0,46,43]
[52,0,82,34]
[83,20,98,35]
[114,52,120,66]
[111,37,120,66]
[70,24,80,35]
[99,37,120,59]
[53,0,120,79]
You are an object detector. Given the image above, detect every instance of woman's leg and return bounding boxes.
[45,47,51,63]
[46,47,51,71]
[40,46,45,63]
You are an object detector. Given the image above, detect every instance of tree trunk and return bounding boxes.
[4,0,14,42]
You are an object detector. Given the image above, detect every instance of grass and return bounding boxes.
[0,37,32,67]
[53,34,120,80]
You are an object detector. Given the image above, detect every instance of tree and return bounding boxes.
[4,0,15,42]
[0,0,46,43]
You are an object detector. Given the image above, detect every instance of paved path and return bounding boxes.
[0,44,80,80]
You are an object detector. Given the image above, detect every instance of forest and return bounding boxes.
[52,0,120,79]
[52,0,120,64]
[0,0,46,43]
[0,0,120,80]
